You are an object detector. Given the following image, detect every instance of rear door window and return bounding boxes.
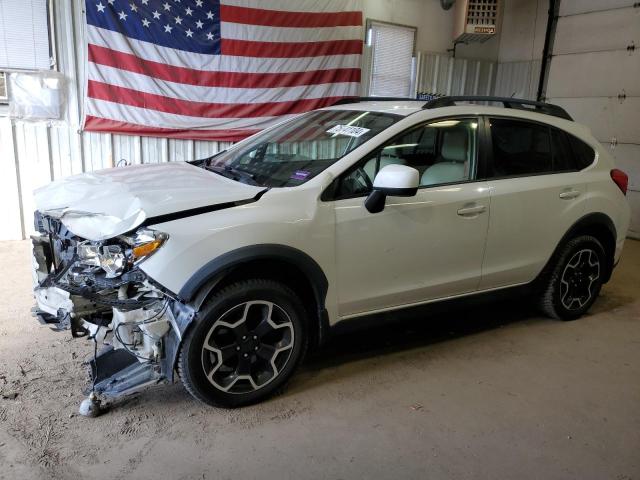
[488,118,552,177]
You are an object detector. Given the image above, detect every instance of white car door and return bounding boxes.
[328,118,491,318]
[479,117,587,290]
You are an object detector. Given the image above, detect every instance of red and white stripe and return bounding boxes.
[84,0,363,141]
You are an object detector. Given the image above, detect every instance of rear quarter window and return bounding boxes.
[550,128,577,172]
[567,134,596,170]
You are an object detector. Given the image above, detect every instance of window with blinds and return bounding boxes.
[368,21,416,97]
[0,0,51,71]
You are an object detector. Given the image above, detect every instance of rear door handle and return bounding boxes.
[559,189,581,200]
[457,204,487,216]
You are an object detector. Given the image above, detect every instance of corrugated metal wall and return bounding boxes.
[0,2,513,241]
[415,52,496,97]
[493,60,541,100]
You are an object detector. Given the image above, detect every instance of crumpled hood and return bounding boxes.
[34,162,265,241]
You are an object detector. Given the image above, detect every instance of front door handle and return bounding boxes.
[457,204,487,217]
[559,189,581,200]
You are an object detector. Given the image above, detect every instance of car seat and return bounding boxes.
[420,129,468,185]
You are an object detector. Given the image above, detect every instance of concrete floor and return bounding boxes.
[0,239,638,480]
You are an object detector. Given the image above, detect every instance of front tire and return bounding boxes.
[178,279,308,407]
[538,235,605,321]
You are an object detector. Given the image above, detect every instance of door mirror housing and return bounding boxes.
[365,164,419,213]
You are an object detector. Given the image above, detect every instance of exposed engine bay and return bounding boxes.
[31,211,194,406]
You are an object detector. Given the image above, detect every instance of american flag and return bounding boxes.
[83,0,363,141]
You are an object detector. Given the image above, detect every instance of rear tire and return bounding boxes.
[178,279,308,408]
[538,235,605,321]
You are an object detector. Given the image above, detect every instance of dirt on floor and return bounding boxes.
[0,239,639,480]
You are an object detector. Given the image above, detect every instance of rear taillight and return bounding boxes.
[610,169,628,195]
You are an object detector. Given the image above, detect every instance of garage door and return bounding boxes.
[545,0,640,237]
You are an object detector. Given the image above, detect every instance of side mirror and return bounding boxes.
[365,164,419,213]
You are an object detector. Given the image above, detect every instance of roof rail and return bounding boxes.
[332,96,415,106]
[422,95,573,121]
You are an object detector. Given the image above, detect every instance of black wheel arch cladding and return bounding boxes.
[178,244,329,308]
[536,212,617,286]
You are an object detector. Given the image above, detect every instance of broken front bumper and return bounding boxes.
[31,213,195,400]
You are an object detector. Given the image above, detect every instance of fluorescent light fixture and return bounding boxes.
[429,120,460,128]
[383,143,418,149]
[346,111,369,126]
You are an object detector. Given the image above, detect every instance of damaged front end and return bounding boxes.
[32,211,194,402]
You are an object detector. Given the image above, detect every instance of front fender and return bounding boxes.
[178,243,329,308]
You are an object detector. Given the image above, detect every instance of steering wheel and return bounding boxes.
[352,166,373,193]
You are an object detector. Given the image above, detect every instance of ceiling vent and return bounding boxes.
[453,0,500,44]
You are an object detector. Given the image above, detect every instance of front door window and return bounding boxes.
[333,118,479,199]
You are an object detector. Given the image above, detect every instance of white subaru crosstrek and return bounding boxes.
[31,96,631,409]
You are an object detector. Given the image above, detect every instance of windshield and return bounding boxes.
[206,110,399,187]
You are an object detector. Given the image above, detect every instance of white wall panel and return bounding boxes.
[48,126,83,178]
[169,139,195,163]
[494,60,540,100]
[611,144,640,192]
[627,192,640,236]
[610,143,639,238]
[497,0,547,63]
[13,123,53,236]
[552,97,640,145]
[0,118,23,240]
[559,0,634,17]
[140,137,168,164]
[82,131,112,171]
[194,141,232,158]
[477,61,496,96]
[416,52,495,97]
[554,7,639,55]
[112,134,142,166]
[547,51,640,98]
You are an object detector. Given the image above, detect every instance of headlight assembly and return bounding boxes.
[100,245,126,278]
[76,229,168,278]
[77,243,101,267]
[128,229,169,263]
[77,243,126,278]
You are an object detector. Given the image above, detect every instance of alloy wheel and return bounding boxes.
[201,301,294,394]
[559,248,601,311]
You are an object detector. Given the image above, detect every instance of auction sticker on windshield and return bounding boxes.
[326,125,371,138]
[291,170,311,180]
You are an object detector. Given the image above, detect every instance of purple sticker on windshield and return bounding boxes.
[291,170,311,180]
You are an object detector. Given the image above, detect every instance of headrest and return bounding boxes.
[441,130,468,163]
